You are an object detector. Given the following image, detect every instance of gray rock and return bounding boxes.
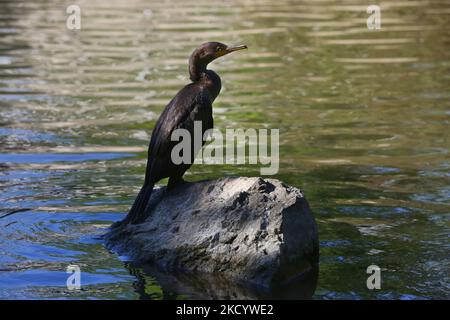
[105,177,319,291]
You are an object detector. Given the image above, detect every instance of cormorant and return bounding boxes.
[120,42,247,225]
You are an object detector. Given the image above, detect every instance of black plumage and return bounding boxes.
[120,42,247,225]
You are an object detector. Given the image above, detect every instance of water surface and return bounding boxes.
[0,0,449,299]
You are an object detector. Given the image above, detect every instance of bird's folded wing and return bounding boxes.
[147,93,212,170]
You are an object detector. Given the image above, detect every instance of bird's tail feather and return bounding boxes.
[121,183,155,226]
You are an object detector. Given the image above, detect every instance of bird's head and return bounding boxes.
[192,42,248,62]
[189,42,247,81]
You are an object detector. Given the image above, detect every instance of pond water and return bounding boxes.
[0,0,449,299]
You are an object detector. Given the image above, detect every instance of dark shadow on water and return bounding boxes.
[125,262,319,300]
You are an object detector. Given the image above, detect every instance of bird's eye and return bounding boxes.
[216,47,221,52]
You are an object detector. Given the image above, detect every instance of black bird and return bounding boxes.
[120,42,247,225]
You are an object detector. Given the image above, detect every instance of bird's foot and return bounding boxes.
[167,177,186,192]
[111,218,128,229]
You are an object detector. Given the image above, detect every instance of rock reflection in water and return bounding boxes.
[127,262,318,300]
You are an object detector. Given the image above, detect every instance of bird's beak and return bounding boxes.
[225,44,248,54]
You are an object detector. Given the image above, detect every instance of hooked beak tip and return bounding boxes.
[226,44,248,53]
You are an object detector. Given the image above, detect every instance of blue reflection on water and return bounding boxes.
[0,128,57,142]
[0,210,130,298]
[0,269,132,289]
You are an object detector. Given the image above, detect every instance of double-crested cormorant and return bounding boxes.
[121,42,247,225]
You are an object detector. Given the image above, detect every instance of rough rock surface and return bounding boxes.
[105,177,319,290]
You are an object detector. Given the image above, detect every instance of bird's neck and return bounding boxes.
[192,69,221,102]
[189,59,207,82]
